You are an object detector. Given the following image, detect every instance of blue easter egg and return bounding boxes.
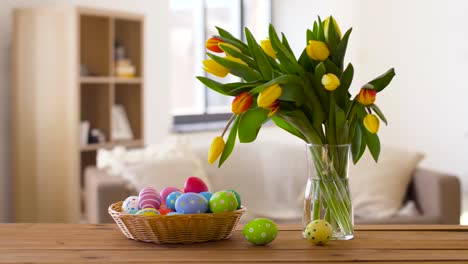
[175,193,209,214]
[200,192,213,212]
[166,191,183,211]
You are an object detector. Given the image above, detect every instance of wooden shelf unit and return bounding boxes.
[13,7,144,223]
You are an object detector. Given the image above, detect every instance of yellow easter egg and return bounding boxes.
[136,208,160,216]
[305,220,333,245]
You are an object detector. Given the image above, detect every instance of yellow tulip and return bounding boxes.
[324,16,342,40]
[261,38,277,59]
[363,114,380,134]
[321,73,340,91]
[306,40,330,61]
[203,59,229,78]
[219,43,242,57]
[257,83,282,108]
[208,136,225,164]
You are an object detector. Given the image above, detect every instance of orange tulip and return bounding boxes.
[231,92,253,115]
[206,37,224,53]
[357,88,376,106]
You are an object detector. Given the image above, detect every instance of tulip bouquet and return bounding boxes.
[197,16,395,238]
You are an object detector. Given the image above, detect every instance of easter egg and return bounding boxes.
[158,206,174,215]
[305,220,333,245]
[243,218,278,245]
[166,191,183,211]
[199,191,213,202]
[227,189,242,209]
[136,208,160,216]
[138,187,162,209]
[209,191,238,213]
[160,187,182,204]
[184,176,209,193]
[175,193,209,214]
[122,196,139,214]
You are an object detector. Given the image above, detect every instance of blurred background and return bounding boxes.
[1,0,467,224]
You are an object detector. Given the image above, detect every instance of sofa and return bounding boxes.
[84,129,461,225]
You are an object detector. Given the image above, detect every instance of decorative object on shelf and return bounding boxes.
[80,120,90,145]
[114,40,136,78]
[109,177,246,244]
[111,104,134,141]
[197,16,395,240]
[89,128,106,144]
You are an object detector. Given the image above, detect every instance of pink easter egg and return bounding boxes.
[184,176,209,193]
[160,187,182,204]
[138,187,161,209]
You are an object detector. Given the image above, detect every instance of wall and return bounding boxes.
[0,0,170,222]
[272,0,468,190]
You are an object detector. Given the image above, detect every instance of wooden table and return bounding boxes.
[1,224,468,263]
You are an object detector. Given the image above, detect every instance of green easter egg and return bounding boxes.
[209,191,238,213]
[227,189,242,209]
[243,218,278,245]
[305,220,333,245]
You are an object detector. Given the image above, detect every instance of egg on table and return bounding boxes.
[243,218,278,245]
[305,220,333,245]
[135,208,160,216]
[175,193,209,214]
[209,191,238,213]
[122,196,139,214]
[166,191,183,211]
[138,186,162,209]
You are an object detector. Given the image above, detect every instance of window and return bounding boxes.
[169,0,271,130]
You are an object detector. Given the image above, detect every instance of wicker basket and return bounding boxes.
[108,201,246,244]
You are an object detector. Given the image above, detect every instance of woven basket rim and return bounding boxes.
[109,201,247,218]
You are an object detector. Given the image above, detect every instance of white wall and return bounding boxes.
[0,0,170,222]
[273,0,468,189]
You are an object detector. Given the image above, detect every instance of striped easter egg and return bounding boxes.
[138,187,162,209]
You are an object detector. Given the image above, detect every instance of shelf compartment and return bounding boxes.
[114,84,143,140]
[114,19,142,77]
[80,15,111,76]
[80,83,111,142]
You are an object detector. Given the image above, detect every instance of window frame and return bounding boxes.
[172,0,272,131]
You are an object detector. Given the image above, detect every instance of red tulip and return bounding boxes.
[206,37,224,53]
[231,92,253,115]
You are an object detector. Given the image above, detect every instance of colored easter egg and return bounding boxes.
[184,176,209,193]
[209,191,238,213]
[227,189,242,209]
[175,193,209,214]
[200,192,213,212]
[122,196,139,214]
[243,218,278,245]
[166,191,183,211]
[138,187,162,209]
[160,187,182,204]
[158,206,174,215]
[135,208,160,216]
[305,220,333,245]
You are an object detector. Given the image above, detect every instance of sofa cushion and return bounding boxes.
[349,146,424,219]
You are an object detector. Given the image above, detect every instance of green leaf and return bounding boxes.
[307,28,314,42]
[278,111,323,144]
[281,33,294,55]
[363,125,381,162]
[334,104,346,144]
[215,26,250,55]
[207,53,262,82]
[279,83,305,105]
[218,43,257,69]
[298,49,314,72]
[351,123,366,164]
[323,59,342,76]
[250,75,304,94]
[331,28,352,70]
[317,16,325,42]
[196,77,260,96]
[268,24,304,76]
[245,28,273,80]
[326,95,337,145]
[335,63,354,107]
[272,116,307,142]
[325,16,339,52]
[368,68,396,92]
[196,77,232,96]
[238,108,269,143]
[218,116,240,167]
[370,104,388,125]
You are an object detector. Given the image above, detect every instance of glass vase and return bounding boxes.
[302,144,354,240]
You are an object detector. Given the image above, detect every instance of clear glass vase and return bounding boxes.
[302,144,354,240]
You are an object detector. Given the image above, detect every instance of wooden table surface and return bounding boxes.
[1,224,468,263]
